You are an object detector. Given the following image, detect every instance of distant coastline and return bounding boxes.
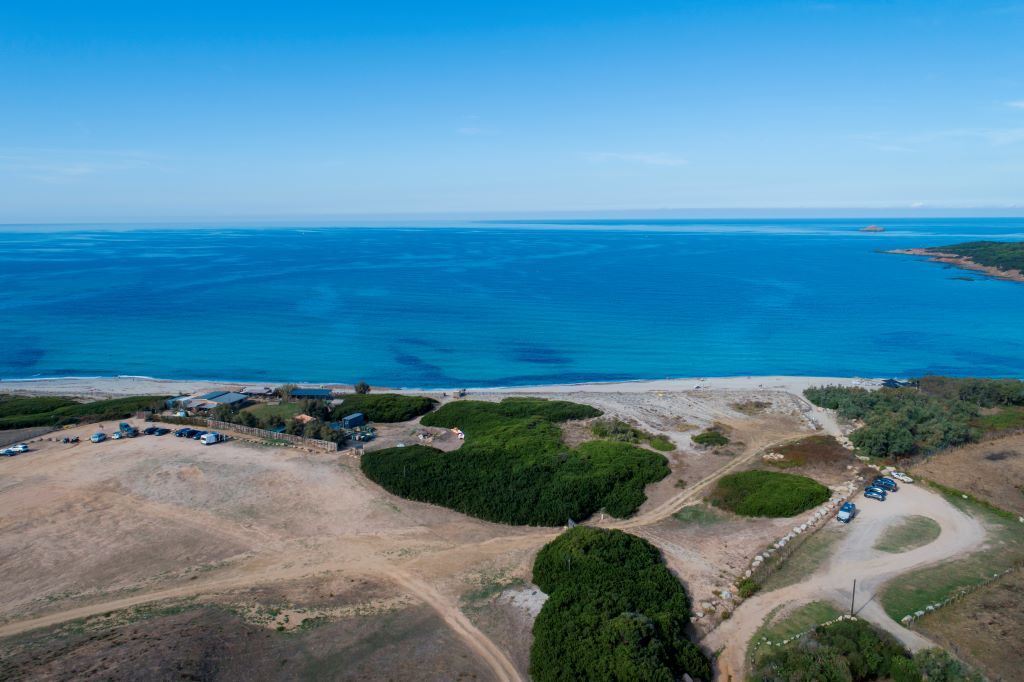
[885,244,1024,283]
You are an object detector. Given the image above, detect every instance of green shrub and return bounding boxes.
[591,418,676,452]
[737,577,760,598]
[0,395,169,430]
[804,384,984,457]
[362,398,668,525]
[530,528,710,682]
[912,648,982,682]
[710,470,829,517]
[331,393,437,422]
[693,429,729,447]
[754,618,913,682]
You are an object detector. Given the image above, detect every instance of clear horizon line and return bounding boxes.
[3,205,1024,227]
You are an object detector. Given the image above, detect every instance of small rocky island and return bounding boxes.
[886,240,1024,283]
[860,224,885,232]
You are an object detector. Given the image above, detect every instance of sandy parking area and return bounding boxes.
[3,376,977,682]
[705,483,986,680]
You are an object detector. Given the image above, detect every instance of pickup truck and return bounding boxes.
[836,502,857,523]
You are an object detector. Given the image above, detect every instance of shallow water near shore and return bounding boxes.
[2,218,1023,387]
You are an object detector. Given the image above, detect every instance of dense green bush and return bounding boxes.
[331,393,437,422]
[362,398,668,525]
[916,375,1024,407]
[912,648,982,682]
[709,470,829,517]
[692,429,729,447]
[530,528,710,682]
[0,395,169,430]
[754,618,912,682]
[804,385,979,457]
[421,397,600,433]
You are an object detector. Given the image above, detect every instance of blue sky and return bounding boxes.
[2,0,1023,221]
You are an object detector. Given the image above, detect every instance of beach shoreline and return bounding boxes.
[884,248,1024,283]
[0,374,887,399]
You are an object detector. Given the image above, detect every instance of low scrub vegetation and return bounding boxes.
[0,395,169,430]
[693,429,729,447]
[770,435,850,468]
[804,376,1024,458]
[363,398,669,525]
[590,418,675,451]
[530,527,710,682]
[753,618,928,682]
[710,469,829,517]
[330,393,437,423]
[973,405,1024,433]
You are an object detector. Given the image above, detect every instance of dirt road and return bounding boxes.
[0,387,979,682]
[704,484,986,680]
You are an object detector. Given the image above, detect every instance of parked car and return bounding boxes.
[0,447,16,456]
[153,428,171,436]
[872,478,899,492]
[12,443,29,453]
[864,488,887,501]
[837,501,857,523]
[200,432,225,445]
[174,428,190,437]
[112,431,124,440]
[891,471,914,483]
[191,431,208,440]
[865,485,889,497]
[143,426,158,435]
[90,432,106,443]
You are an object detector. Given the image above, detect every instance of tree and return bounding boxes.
[354,381,371,394]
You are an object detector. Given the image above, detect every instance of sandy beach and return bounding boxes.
[0,374,885,400]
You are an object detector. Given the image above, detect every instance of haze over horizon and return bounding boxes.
[3,1,1024,223]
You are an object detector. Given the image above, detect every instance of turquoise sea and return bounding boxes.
[1,219,1022,387]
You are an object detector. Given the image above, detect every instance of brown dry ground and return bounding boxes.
[910,432,1024,516]
[914,569,1024,682]
[0,387,834,680]
[904,433,1024,681]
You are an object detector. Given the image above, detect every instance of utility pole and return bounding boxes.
[850,579,857,615]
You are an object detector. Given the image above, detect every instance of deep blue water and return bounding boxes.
[1,219,1023,387]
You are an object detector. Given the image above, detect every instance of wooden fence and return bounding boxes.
[156,415,339,452]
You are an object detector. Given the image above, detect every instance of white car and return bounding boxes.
[891,471,913,483]
[12,443,29,453]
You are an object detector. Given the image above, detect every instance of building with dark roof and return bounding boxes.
[290,388,333,399]
[211,392,249,406]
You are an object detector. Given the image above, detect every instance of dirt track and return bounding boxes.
[704,484,986,680]
[0,387,985,682]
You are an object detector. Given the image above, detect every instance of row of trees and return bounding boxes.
[362,398,669,525]
[530,527,711,681]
